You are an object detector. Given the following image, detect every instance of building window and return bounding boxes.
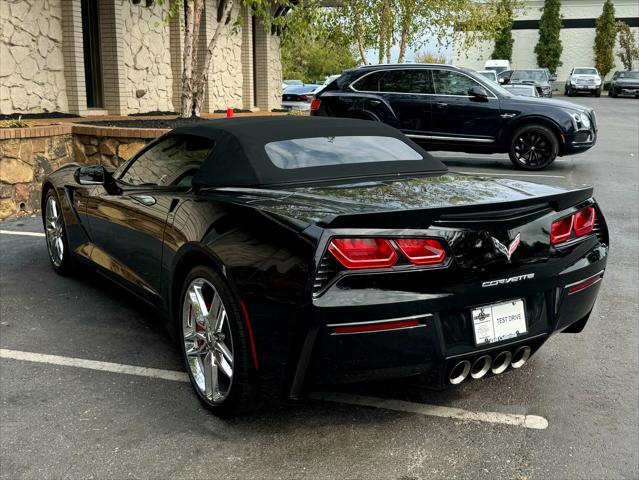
[81,0,104,108]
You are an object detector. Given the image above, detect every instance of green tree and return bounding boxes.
[491,0,514,60]
[594,0,617,78]
[616,21,639,70]
[281,23,358,83]
[326,0,513,65]
[534,0,562,74]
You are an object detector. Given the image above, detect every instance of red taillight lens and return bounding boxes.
[550,215,574,244]
[551,206,597,245]
[574,207,596,237]
[300,95,308,101]
[328,238,397,269]
[395,238,446,265]
[310,97,321,111]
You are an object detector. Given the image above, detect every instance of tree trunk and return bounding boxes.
[397,28,408,63]
[180,0,196,117]
[192,0,235,117]
[353,13,368,65]
[180,0,205,118]
[378,23,385,64]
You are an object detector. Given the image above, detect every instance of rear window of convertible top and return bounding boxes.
[264,136,423,170]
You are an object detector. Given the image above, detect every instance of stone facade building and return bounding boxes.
[0,0,283,116]
[453,0,639,84]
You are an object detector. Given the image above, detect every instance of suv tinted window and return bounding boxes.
[120,135,214,187]
[352,71,385,91]
[432,69,481,96]
[380,70,432,94]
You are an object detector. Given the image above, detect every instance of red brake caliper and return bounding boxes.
[190,303,205,348]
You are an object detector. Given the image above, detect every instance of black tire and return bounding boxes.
[594,88,601,97]
[508,124,559,171]
[611,88,618,98]
[42,188,74,275]
[566,87,573,96]
[178,265,261,416]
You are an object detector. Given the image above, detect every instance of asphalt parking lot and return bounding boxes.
[1,96,638,480]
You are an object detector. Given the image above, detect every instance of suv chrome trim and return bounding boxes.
[406,134,494,143]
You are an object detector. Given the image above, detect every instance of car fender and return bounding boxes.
[500,114,568,147]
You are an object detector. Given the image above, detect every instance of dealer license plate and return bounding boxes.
[471,299,527,346]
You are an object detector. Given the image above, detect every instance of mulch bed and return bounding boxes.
[0,112,79,120]
[84,117,211,129]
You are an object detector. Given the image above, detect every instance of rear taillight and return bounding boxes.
[550,216,573,244]
[310,97,321,111]
[328,238,397,269]
[395,238,446,265]
[551,206,597,245]
[573,207,596,237]
[327,237,447,269]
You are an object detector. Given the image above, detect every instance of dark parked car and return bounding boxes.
[498,69,554,97]
[42,117,608,416]
[608,71,639,98]
[311,64,596,170]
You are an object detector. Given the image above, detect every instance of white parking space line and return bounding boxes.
[454,170,565,179]
[312,391,549,430]
[0,349,190,383]
[0,348,548,429]
[0,230,45,237]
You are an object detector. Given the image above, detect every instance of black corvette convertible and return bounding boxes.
[42,117,608,416]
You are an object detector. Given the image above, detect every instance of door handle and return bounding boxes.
[370,100,381,105]
[435,102,447,108]
[130,195,157,206]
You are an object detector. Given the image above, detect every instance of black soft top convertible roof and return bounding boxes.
[168,116,447,187]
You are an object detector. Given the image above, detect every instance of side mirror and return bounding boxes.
[468,85,489,101]
[74,165,107,185]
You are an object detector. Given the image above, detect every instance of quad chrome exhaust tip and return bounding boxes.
[511,345,531,369]
[449,360,471,384]
[470,355,492,379]
[491,351,512,375]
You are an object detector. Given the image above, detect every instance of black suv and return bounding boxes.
[311,64,597,170]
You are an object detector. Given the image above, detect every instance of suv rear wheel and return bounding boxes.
[508,124,559,170]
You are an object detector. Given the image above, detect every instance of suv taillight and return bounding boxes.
[310,97,321,111]
[551,207,596,245]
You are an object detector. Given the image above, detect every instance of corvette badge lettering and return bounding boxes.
[482,273,535,287]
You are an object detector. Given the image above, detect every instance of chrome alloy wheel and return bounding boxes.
[182,278,234,403]
[45,195,64,267]
[513,131,553,168]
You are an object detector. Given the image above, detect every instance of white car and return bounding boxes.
[483,59,510,75]
[565,67,602,97]
[477,70,498,83]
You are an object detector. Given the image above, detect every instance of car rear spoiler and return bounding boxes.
[318,186,594,229]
